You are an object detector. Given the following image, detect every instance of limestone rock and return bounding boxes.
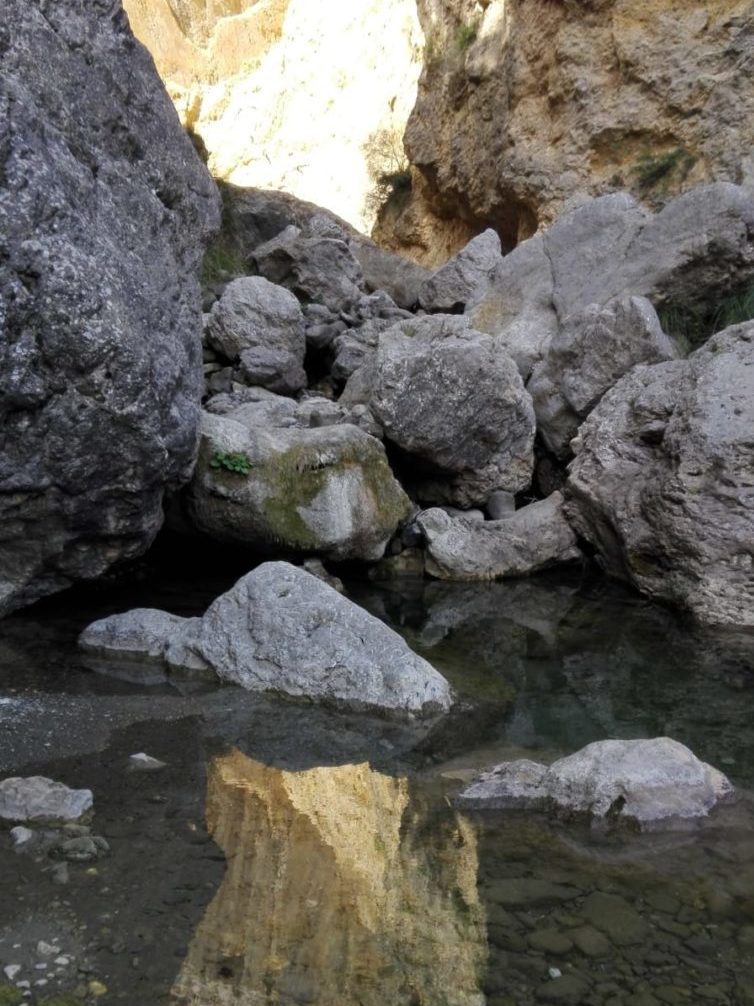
[184,410,410,561]
[352,242,432,309]
[370,316,536,506]
[419,229,503,312]
[79,608,208,675]
[382,0,754,260]
[197,563,452,715]
[251,226,366,313]
[418,493,581,581]
[0,777,93,824]
[566,322,754,627]
[458,738,733,831]
[205,277,306,395]
[0,0,219,616]
[528,296,678,459]
[469,232,558,379]
[471,186,754,380]
[80,562,453,717]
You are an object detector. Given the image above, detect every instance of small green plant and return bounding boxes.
[632,147,695,193]
[658,283,754,350]
[457,19,479,51]
[210,450,253,476]
[201,238,247,287]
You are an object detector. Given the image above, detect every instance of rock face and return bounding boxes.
[369,316,536,506]
[528,297,678,459]
[185,409,410,561]
[378,0,754,263]
[0,0,219,616]
[418,228,503,312]
[418,493,581,581]
[469,185,754,379]
[458,738,734,831]
[205,277,306,394]
[80,562,454,717]
[0,777,93,824]
[566,323,754,628]
[123,0,424,233]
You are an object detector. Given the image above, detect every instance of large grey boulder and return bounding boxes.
[369,316,536,507]
[0,0,219,615]
[251,225,366,312]
[528,297,678,459]
[205,277,306,394]
[79,563,453,717]
[352,241,431,310]
[469,233,557,379]
[0,777,93,824]
[418,493,580,581]
[470,185,754,379]
[566,322,754,627]
[184,410,410,561]
[419,229,503,313]
[458,738,733,831]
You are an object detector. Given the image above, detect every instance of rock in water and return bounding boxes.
[0,0,219,616]
[0,777,93,824]
[566,322,754,627]
[80,562,453,717]
[458,738,733,830]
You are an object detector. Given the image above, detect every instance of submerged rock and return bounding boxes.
[0,777,93,824]
[566,322,754,627]
[418,493,581,581]
[184,410,410,561]
[79,562,453,718]
[458,738,733,830]
[0,0,219,616]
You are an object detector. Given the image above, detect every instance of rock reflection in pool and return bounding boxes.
[173,749,486,1005]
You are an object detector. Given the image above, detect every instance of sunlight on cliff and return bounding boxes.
[123,0,424,233]
[172,749,486,1005]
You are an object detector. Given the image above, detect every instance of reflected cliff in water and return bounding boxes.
[173,750,486,1006]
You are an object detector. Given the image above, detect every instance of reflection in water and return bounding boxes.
[174,750,486,1005]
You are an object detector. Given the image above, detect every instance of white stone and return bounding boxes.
[0,777,92,824]
[459,738,734,830]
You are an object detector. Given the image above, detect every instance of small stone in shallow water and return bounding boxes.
[2,967,21,983]
[0,777,93,824]
[128,753,167,771]
[36,942,60,958]
[9,827,33,847]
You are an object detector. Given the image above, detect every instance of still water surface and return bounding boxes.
[1,558,753,1006]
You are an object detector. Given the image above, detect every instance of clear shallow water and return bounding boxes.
[1,554,753,1005]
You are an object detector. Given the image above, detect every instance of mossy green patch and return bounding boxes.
[259,437,409,550]
[38,996,87,1006]
[0,986,24,1006]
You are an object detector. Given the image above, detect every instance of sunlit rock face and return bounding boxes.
[377,0,754,262]
[173,749,486,1005]
[123,0,424,233]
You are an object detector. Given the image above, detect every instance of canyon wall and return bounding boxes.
[123,0,425,233]
[376,0,754,262]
